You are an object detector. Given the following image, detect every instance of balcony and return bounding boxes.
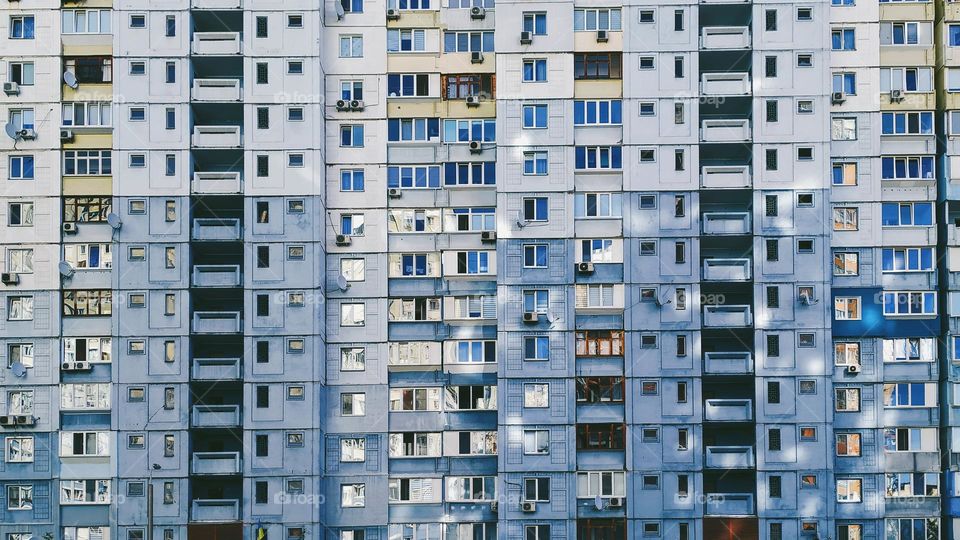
[191,451,241,475]
[192,311,242,334]
[192,79,242,101]
[701,119,751,143]
[191,32,241,55]
[191,357,241,380]
[192,126,242,148]
[192,218,241,241]
[192,0,242,8]
[192,265,241,287]
[702,258,751,281]
[702,212,751,235]
[703,305,752,327]
[704,399,753,422]
[704,352,753,374]
[700,27,750,49]
[705,446,755,468]
[705,493,754,516]
[191,404,241,428]
[191,499,240,522]
[193,172,241,194]
[700,73,751,96]
[701,165,750,189]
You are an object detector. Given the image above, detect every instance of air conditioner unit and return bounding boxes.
[470,6,486,19]
[577,262,595,274]
[62,223,78,234]
[471,51,484,64]
[890,89,904,103]
[846,364,860,374]
[489,500,498,513]
[336,99,350,111]
[596,30,609,42]
[522,312,539,323]
[15,416,35,426]
[3,82,19,96]
[1,273,19,285]
[480,231,496,243]
[386,8,400,19]
[520,31,532,44]
[60,129,74,142]
[469,140,482,154]
[18,128,36,140]
[607,497,624,508]
[350,100,365,111]
[520,501,537,512]
[62,361,92,372]
[388,188,402,198]
[335,234,352,246]
[466,95,481,107]
[831,92,845,104]
[0,416,14,426]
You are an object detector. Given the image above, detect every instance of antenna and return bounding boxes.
[10,362,26,378]
[63,71,79,89]
[4,123,19,140]
[58,261,75,278]
[106,213,122,230]
[336,274,350,292]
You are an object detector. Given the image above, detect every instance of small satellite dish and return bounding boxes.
[336,274,350,292]
[546,312,557,324]
[10,362,26,378]
[594,495,603,511]
[63,71,79,89]
[4,123,19,140]
[106,213,122,229]
[515,210,526,228]
[58,261,75,278]
[335,1,345,20]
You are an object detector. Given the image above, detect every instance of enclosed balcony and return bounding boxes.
[191,357,241,380]
[704,398,753,422]
[192,79,242,101]
[191,404,241,428]
[700,27,750,49]
[702,258,751,281]
[192,311,242,334]
[191,499,240,522]
[193,172,241,194]
[704,352,753,374]
[703,305,752,327]
[702,212,751,235]
[701,119,751,143]
[192,265,241,287]
[701,165,750,189]
[191,32,241,55]
[705,446,755,468]
[191,452,241,475]
[705,493,754,516]
[192,126,242,148]
[700,73,751,96]
[192,218,241,241]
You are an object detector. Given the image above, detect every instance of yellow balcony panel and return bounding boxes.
[63,132,113,150]
[61,35,113,57]
[438,53,495,74]
[63,83,112,102]
[944,4,960,21]
[386,100,443,118]
[387,11,439,28]
[388,54,440,73]
[880,91,934,110]
[573,30,623,52]
[64,0,112,7]
[444,100,496,118]
[574,79,622,99]
[943,93,960,110]
[62,176,112,196]
[943,47,960,67]
[880,46,934,66]
[879,3,933,21]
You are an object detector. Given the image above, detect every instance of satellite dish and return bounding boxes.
[594,495,603,510]
[546,312,557,324]
[106,213,122,229]
[10,362,26,378]
[63,71,79,89]
[4,123,19,140]
[336,274,350,292]
[515,210,526,228]
[335,1,345,20]
[58,261,75,278]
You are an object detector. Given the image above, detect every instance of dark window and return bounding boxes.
[766,100,778,122]
[768,428,781,451]
[765,9,777,31]
[257,107,269,129]
[766,239,779,261]
[257,341,269,363]
[255,481,268,504]
[256,294,269,317]
[256,435,269,456]
[573,53,622,79]
[768,381,781,404]
[674,241,685,264]
[257,246,270,268]
[766,148,778,170]
[674,9,684,31]
[575,377,624,403]
[257,155,269,177]
[770,523,783,540]
[165,16,176,37]
[575,423,625,450]
[765,56,778,77]
[256,385,270,408]
[256,16,268,38]
[767,334,780,357]
[674,195,685,217]
[767,286,780,308]
[676,335,687,356]
[769,476,782,498]
[257,201,269,223]
[443,73,495,99]
[765,195,778,216]
[256,62,268,84]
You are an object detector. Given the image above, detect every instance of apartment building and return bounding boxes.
[0,0,958,538]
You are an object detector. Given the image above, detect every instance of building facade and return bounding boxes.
[0,0,959,538]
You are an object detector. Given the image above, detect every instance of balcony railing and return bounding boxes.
[704,352,753,374]
[191,357,241,380]
[705,446,755,468]
[701,165,750,189]
[192,218,241,241]
[700,26,750,49]
[192,172,241,194]
[192,125,242,148]
[705,493,754,516]
[192,265,241,287]
[192,311,242,334]
[191,404,241,428]
[703,305,752,327]
[191,32,241,55]
[191,451,242,475]
[702,212,751,235]
[701,119,751,143]
[191,499,240,522]
[702,258,751,281]
[191,79,242,101]
[704,399,753,422]
[700,73,751,96]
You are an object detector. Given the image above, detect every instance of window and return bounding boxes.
[444,73,495,99]
[835,342,860,366]
[443,31,495,52]
[882,154,934,181]
[453,340,496,364]
[765,56,777,77]
[341,393,366,416]
[577,377,624,403]
[387,118,440,142]
[882,202,933,226]
[341,484,366,507]
[340,169,365,192]
[450,207,495,231]
[574,53,622,79]
[835,388,861,411]
[523,429,549,454]
[7,485,32,510]
[832,118,857,140]
[885,472,939,498]
[836,479,862,503]
[523,197,548,221]
[524,336,550,361]
[523,12,547,34]
[62,10,112,34]
[881,111,934,135]
[576,423,625,450]
[574,9,622,31]
[834,297,860,320]
[883,383,935,408]
[525,525,550,540]
[388,165,441,188]
[443,119,495,142]
[575,146,622,171]
[884,428,937,452]
[60,431,109,457]
[836,433,861,456]
[341,0,364,13]
[446,476,496,502]
[882,291,936,316]
[522,59,548,82]
[60,479,111,504]
[833,252,859,275]
[387,74,430,97]
[576,471,626,497]
[575,193,621,217]
[523,290,549,313]
[8,62,34,85]
[10,16,36,39]
[574,100,623,125]
[387,29,426,52]
[341,438,366,462]
[882,247,934,272]
[6,436,33,463]
[63,151,112,176]
[765,9,777,31]
[340,303,365,326]
[832,28,855,50]
[524,244,548,268]
[340,125,364,147]
[340,35,363,57]
[522,104,548,129]
[524,384,549,408]
[63,290,112,316]
[129,14,145,27]
[581,239,614,262]
[523,152,548,176]
[8,156,34,180]
[797,53,813,67]
[638,56,654,69]
[638,10,654,23]
[832,162,857,185]
[524,477,550,502]
[455,251,492,275]
[833,207,858,231]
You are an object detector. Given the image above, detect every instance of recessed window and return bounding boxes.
[129,154,146,168]
[288,154,304,168]
[638,10,655,22]
[130,14,146,28]
[288,14,303,28]
[129,107,145,121]
[639,56,655,69]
